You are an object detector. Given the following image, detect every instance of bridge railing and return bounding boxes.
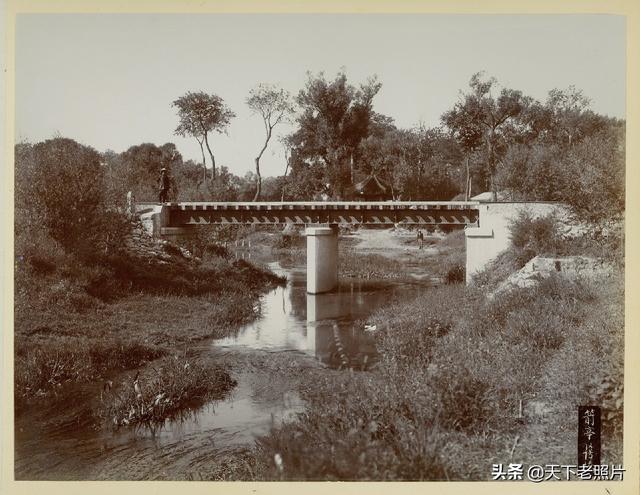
[137,200,481,210]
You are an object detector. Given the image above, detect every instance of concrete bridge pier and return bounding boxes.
[305,226,339,294]
[137,199,566,290]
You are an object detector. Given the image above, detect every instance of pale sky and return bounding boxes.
[15,14,625,178]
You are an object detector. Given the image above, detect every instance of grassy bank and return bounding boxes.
[98,355,237,427]
[227,219,624,481]
[14,238,284,417]
[243,273,623,480]
[416,229,466,282]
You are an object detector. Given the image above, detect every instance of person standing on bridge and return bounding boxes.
[158,168,171,203]
[417,229,424,250]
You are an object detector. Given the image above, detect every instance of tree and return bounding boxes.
[279,134,294,201]
[545,86,605,147]
[246,83,296,201]
[290,71,384,199]
[108,143,182,202]
[205,166,243,202]
[17,138,128,257]
[15,141,37,235]
[360,126,461,201]
[558,122,625,221]
[442,72,530,199]
[283,158,327,201]
[172,91,235,182]
[495,142,564,201]
[171,159,206,200]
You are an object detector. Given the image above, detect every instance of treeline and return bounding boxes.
[136,70,627,223]
[280,71,624,222]
[16,70,625,226]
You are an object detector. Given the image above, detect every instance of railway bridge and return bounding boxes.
[137,200,562,292]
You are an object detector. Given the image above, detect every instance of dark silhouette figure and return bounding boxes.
[158,168,171,203]
[417,229,424,249]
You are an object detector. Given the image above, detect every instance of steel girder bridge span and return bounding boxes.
[161,201,480,227]
[138,200,562,292]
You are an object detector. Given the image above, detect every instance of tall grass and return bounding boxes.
[98,356,236,427]
[254,373,451,480]
[14,338,165,408]
[250,270,623,480]
[14,228,284,411]
[417,229,466,283]
[339,251,405,280]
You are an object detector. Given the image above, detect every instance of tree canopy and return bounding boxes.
[20,72,622,228]
[288,71,385,199]
[172,91,235,183]
[246,83,296,201]
[442,72,531,199]
[15,138,130,257]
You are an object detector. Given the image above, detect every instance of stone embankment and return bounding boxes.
[122,215,196,265]
[491,255,614,298]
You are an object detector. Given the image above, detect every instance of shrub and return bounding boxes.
[509,211,566,267]
[273,230,305,249]
[446,263,465,284]
[15,138,130,259]
[178,227,235,261]
[205,243,231,259]
[15,226,70,272]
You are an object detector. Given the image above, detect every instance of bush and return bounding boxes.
[15,138,130,259]
[273,230,305,249]
[508,211,566,267]
[446,263,465,284]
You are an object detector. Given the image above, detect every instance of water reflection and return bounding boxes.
[15,259,430,480]
[214,264,413,369]
[139,379,305,449]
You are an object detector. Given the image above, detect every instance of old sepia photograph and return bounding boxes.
[5,4,633,487]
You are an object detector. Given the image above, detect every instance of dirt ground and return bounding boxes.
[347,227,442,261]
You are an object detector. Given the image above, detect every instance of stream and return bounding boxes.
[15,258,434,480]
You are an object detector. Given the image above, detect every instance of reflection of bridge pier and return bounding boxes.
[306,292,378,368]
[305,293,341,357]
[137,200,565,287]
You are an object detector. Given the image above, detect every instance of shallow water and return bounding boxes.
[215,263,419,369]
[15,259,432,480]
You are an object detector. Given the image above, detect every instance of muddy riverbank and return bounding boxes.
[15,231,447,480]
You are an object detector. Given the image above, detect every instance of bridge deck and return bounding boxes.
[139,201,482,226]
